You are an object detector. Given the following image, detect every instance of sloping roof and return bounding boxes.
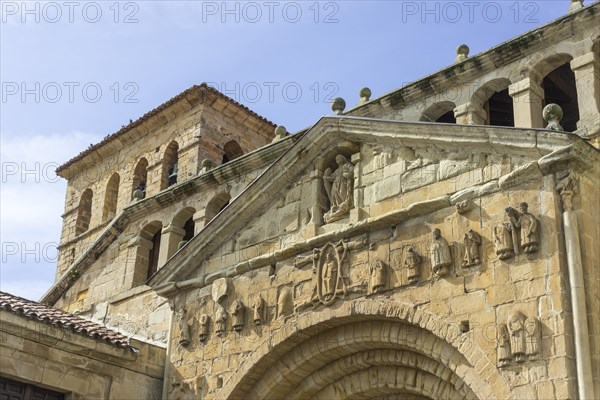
[56,83,276,173]
[0,291,131,349]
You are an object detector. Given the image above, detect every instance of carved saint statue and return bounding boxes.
[497,323,512,367]
[493,223,514,260]
[368,260,386,294]
[323,155,354,223]
[177,309,191,347]
[215,304,227,336]
[230,299,245,332]
[430,228,452,277]
[525,317,541,360]
[322,252,338,300]
[506,203,539,254]
[199,314,210,342]
[507,312,526,363]
[462,229,482,267]
[404,247,422,284]
[277,287,293,319]
[252,295,265,326]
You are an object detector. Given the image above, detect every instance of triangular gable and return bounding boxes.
[149,116,595,292]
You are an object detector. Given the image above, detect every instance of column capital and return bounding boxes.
[571,52,599,71]
[508,78,544,98]
[162,223,186,236]
[454,102,487,125]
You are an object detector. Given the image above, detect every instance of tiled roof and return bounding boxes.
[0,291,131,349]
[56,83,276,173]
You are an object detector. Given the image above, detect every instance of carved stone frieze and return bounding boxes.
[498,312,541,367]
[404,247,422,284]
[430,229,452,277]
[230,300,245,332]
[368,260,386,294]
[252,295,265,326]
[462,229,482,268]
[177,309,191,347]
[505,202,539,254]
[199,314,210,342]
[215,304,227,336]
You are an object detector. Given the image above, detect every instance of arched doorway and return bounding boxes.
[221,299,509,400]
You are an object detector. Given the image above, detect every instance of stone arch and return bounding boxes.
[221,298,511,400]
[205,191,231,224]
[140,220,163,282]
[419,101,456,123]
[161,141,179,190]
[222,140,244,164]
[75,188,93,235]
[527,53,574,84]
[102,173,120,221]
[131,157,148,200]
[471,78,514,127]
[163,207,197,259]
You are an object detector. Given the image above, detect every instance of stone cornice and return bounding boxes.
[40,136,295,305]
[149,116,599,293]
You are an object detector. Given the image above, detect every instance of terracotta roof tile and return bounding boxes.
[0,291,132,349]
[56,83,276,173]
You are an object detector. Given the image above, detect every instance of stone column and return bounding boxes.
[454,102,487,125]
[159,223,186,265]
[557,173,595,400]
[193,209,208,233]
[571,52,600,137]
[509,78,545,129]
[124,236,153,288]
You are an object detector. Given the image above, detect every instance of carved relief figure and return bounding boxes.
[215,304,227,336]
[277,287,293,319]
[177,309,191,347]
[322,252,338,300]
[323,155,354,223]
[497,323,512,367]
[506,203,539,254]
[525,317,541,360]
[368,260,386,294]
[462,229,481,267]
[230,299,245,332]
[430,228,452,277]
[493,223,514,260]
[199,314,210,342]
[404,247,422,284]
[252,295,265,326]
[508,312,526,363]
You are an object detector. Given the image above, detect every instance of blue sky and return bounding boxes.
[0,0,581,300]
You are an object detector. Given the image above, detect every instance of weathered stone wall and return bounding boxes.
[165,139,578,399]
[0,311,165,399]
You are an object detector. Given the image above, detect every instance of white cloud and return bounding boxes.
[1,131,99,300]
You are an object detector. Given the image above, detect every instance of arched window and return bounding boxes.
[131,158,148,200]
[541,62,580,132]
[471,78,514,127]
[161,141,179,190]
[139,221,163,283]
[102,173,120,221]
[75,188,93,235]
[419,101,457,123]
[205,192,231,223]
[222,140,244,164]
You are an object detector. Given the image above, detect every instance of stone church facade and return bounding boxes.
[1,3,599,399]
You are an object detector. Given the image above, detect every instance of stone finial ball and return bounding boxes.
[542,103,563,122]
[331,97,346,114]
[456,44,470,56]
[359,87,371,100]
[275,125,287,137]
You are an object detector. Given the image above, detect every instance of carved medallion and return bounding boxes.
[316,242,347,305]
